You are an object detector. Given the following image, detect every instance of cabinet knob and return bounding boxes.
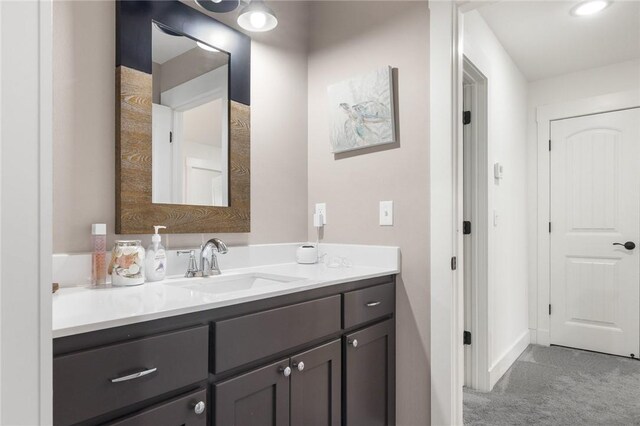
[280,366,292,377]
[348,338,358,348]
[293,361,305,372]
[193,401,205,415]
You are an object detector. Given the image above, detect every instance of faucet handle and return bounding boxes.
[177,250,199,277]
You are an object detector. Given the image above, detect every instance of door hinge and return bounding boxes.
[463,111,471,125]
[169,131,173,143]
[549,222,551,233]
[451,256,457,270]
[463,331,472,345]
[463,221,471,235]
[549,139,551,151]
[549,304,552,315]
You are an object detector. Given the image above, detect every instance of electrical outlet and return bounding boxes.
[315,203,327,225]
[379,201,393,226]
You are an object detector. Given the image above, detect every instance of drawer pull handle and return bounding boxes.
[366,301,381,307]
[110,367,157,383]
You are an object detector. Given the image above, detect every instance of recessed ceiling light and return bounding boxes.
[571,0,611,16]
[153,22,183,37]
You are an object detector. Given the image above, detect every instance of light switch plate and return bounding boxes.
[315,203,327,225]
[380,201,393,226]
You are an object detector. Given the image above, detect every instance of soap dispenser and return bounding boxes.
[146,225,167,282]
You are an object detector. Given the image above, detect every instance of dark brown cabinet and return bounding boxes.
[344,320,395,426]
[215,340,342,426]
[53,276,395,426]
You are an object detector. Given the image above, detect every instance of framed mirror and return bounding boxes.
[115,0,250,234]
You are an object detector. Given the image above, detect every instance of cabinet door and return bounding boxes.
[215,358,290,426]
[344,319,395,426]
[290,339,341,426]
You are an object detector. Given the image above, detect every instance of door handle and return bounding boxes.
[613,241,636,250]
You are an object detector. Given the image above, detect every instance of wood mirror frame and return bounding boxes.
[115,0,250,234]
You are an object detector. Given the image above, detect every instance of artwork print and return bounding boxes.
[327,66,396,153]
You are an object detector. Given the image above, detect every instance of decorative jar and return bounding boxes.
[108,240,145,286]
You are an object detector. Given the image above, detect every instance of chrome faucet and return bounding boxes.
[199,238,228,276]
[177,238,228,277]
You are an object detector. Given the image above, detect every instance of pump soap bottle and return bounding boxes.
[146,225,167,282]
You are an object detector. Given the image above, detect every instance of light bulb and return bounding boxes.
[249,11,267,29]
[237,1,278,32]
[572,0,610,16]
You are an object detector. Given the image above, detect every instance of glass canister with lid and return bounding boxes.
[108,240,145,286]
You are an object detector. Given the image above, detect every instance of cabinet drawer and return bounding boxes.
[54,325,208,426]
[215,295,341,373]
[343,283,394,329]
[108,388,207,426]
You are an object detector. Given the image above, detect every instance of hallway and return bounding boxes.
[464,345,640,425]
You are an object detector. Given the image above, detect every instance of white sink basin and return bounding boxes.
[166,272,304,296]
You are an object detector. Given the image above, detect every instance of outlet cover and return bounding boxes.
[315,203,327,225]
[379,201,393,226]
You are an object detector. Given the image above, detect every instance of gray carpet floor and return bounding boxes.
[464,345,640,425]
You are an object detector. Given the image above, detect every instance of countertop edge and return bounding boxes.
[53,267,399,339]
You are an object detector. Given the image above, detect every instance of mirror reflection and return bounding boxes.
[151,22,230,207]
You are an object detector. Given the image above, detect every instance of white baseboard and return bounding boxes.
[488,330,530,388]
[529,328,537,344]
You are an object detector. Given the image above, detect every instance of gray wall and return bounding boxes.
[307,3,430,425]
[53,1,309,253]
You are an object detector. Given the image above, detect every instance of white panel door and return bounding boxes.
[550,108,640,357]
[151,104,174,204]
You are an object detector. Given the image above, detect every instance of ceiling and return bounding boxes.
[478,1,640,81]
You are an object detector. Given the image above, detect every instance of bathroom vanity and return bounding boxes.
[51,1,402,423]
[52,261,397,426]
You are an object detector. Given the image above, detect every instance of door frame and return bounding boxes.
[534,90,640,346]
[429,1,464,424]
[462,57,491,392]
[430,1,490,423]
[0,0,53,423]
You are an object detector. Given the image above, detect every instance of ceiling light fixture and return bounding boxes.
[237,0,278,32]
[153,22,183,37]
[195,0,240,14]
[196,41,220,53]
[571,0,611,16]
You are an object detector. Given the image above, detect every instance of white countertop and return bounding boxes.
[53,244,400,338]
